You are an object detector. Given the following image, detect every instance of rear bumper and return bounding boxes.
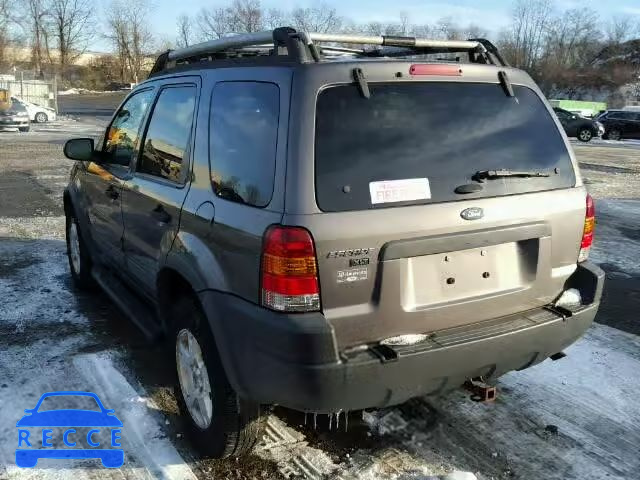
[0,118,29,128]
[200,262,604,412]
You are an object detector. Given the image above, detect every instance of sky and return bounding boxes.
[93,0,640,52]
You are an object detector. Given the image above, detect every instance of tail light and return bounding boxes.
[261,225,320,312]
[578,194,595,262]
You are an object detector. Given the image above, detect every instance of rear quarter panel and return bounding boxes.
[169,67,291,301]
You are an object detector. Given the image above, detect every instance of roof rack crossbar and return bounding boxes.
[166,30,486,63]
[151,29,506,77]
[167,31,275,62]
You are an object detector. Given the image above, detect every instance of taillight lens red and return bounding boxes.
[579,194,595,262]
[261,226,320,312]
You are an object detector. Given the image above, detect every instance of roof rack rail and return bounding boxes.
[149,27,508,77]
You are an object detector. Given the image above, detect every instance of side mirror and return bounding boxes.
[64,138,94,161]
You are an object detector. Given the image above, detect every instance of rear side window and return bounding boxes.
[609,111,633,120]
[315,83,575,212]
[210,82,280,207]
[137,85,196,183]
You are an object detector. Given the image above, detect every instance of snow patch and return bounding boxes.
[73,352,198,480]
[57,88,120,96]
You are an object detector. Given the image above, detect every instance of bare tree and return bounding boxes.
[263,8,288,30]
[605,16,633,46]
[434,17,462,40]
[398,11,410,36]
[106,0,154,83]
[196,0,263,39]
[0,0,12,67]
[48,0,93,71]
[463,24,488,39]
[177,14,193,47]
[544,8,600,69]
[227,0,262,33]
[499,0,554,70]
[19,0,50,75]
[290,3,341,33]
[196,7,230,39]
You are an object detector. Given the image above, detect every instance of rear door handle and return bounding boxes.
[151,204,171,224]
[105,185,119,200]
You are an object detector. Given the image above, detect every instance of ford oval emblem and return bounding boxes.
[461,207,484,221]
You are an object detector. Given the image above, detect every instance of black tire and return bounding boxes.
[19,126,30,132]
[577,127,593,142]
[65,209,95,289]
[35,112,48,123]
[606,129,622,141]
[171,295,264,458]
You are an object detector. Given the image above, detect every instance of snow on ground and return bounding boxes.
[0,239,198,480]
[57,89,121,96]
[590,200,640,275]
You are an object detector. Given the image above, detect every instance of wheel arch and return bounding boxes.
[156,266,198,333]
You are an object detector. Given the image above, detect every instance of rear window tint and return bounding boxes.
[315,82,575,212]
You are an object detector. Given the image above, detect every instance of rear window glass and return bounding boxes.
[315,82,575,212]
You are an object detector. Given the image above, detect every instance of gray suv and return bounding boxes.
[62,28,604,458]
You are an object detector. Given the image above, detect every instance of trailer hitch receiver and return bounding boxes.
[464,378,497,402]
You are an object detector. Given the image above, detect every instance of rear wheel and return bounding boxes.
[577,127,593,142]
[35,112,48,123]
[172,296,264,458]
[607,129,622,141]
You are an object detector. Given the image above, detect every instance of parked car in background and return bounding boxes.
[553,107,603,142]
[12,97,57,123]
[596,110,640,141]
[0,97,30,132]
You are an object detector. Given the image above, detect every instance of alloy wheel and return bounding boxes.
[176,329,213,429]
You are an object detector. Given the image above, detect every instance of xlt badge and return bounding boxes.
[349,258,370,267]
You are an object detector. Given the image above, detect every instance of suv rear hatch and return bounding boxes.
[290,71,585,349]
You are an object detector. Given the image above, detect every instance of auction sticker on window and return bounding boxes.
[369,178,431,205]
[337,267,368,284]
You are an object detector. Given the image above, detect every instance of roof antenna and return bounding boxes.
[352,68,370,99]
[498,70,514,98]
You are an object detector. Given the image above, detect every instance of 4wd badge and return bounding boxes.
[460,207,484,221]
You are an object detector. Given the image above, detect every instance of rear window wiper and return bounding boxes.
[472,169,555,182]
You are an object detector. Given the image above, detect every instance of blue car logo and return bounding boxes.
[16,391,124,468]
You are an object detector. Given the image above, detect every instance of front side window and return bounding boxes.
[137,86,197,182]
[103,89,154,166]
[210,82,280,208]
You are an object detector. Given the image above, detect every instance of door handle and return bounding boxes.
[151,204,171,224]
[105,185,119,200]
